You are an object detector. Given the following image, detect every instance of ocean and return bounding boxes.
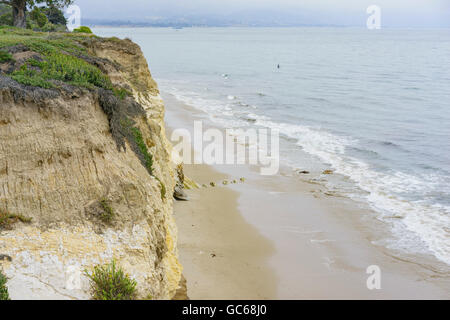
[93,27,450,266]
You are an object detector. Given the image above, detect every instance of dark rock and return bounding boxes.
[0,254,12,262]
[174,186,189,201]
[0,75,59,101]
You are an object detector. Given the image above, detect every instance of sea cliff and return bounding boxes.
[0,28,183,299]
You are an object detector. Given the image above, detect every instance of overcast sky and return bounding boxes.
[73,0,450,27]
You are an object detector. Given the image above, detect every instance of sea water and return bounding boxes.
[94,27,450,266]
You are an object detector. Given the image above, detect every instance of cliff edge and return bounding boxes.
[0,28,183,299]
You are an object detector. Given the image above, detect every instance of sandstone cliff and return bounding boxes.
[0,30,182,299]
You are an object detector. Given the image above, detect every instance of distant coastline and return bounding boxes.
[85,22,450,29]
[82,19,353,29]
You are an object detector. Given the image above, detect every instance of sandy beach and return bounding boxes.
[173,164,277,299]
[164,93,450,299]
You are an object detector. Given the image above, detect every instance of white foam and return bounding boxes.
[160,83,450,265]
[255,118,450,265]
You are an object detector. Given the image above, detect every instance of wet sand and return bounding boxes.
[164,93,450,299]
[173,164,277,299]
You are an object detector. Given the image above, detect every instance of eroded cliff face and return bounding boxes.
[0,37,182,299]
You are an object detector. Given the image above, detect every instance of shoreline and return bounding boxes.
[164,92,450,299]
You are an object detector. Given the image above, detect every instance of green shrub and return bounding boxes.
[0,49,12,63]
[73,26,93,34]
[42,6,67,25]
[0,270,10,300]
[40,21,66,32]
[99,198,114,223]
[29,7,49,28]
[0,4,12,26]
[85,260,137,300]
[26,19,39,31]
[11,65,54,88]
[113,87,131,100]
[0,12,12,26]
[131,127,154,175]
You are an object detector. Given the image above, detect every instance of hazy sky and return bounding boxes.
[74,0,450,27]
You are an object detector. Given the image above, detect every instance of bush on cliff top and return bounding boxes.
[29,7,49,28]
[85,260,137,300]
[73,26,92,34]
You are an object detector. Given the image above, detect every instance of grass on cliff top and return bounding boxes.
[85,260,137,300]
[0,270,10,300]
[0,26,90,55]
[12,54,112,89]
[0,26,113,90]
[0,49,12,63]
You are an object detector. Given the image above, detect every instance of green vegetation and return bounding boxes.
[0,270,10,300]
[0,0,72,29]
[156,177,166,201]
[114,116,156,179]
[85,260,137,300]
[0,27,112,90]
[0,49,13,63]
[0,27,89,55]
[12,53,112,89]
[0,210,32,230]
[128,128,169,202]
[113,87,132,100]
[99,198,114,223]
[42,6,67,26]
[29,7,48,28]
[0,4,12,26]
[73,26,93,34]
[0,3,67,32]
[131,127,154,176]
